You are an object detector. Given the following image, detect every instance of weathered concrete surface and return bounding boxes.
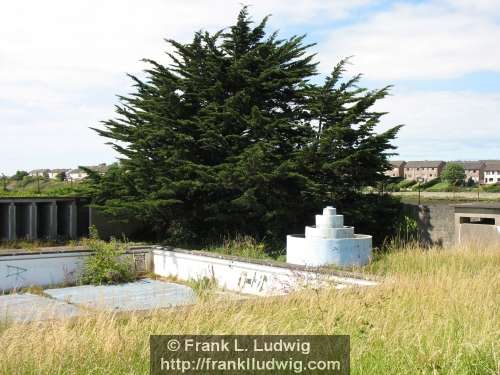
[154,248,377,296]
[287,206,373,267]
[0,293,84,322]
[454,203,500,246]
[403,202,455,246]
[0,247,152,293]
[45,279,196,311]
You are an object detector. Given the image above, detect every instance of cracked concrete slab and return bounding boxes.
[0,293,84,323]
[45,278,196,312]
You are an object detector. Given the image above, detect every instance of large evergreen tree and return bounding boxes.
[88,7,401,246]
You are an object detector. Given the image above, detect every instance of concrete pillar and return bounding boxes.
[28,202,38,240]
[69,201,78,239]
[8,203,16,241]
[49,201,58,239]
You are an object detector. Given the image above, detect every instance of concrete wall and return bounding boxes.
[457,224,500,246]
[454,204,500,246]
[0,249,151,292]
[0,251,87,292]
[403,202,455,246]
[153,248,376,296]
[0,198,142,242]
[0,198,87,241]
[1,246,375,294]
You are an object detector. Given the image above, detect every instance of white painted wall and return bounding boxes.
[0,252,88,292]
[0,250,150,292]
[1,248,376,295]
[153,249,376,296]
[484,170,500,184]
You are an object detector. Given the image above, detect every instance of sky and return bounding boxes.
[1,0,499,175]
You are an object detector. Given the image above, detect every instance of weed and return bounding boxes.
[80,227,135,285]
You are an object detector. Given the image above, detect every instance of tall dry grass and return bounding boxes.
[0,244,498,374]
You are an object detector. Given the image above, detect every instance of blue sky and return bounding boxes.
[1,0,499,175]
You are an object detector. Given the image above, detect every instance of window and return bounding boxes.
[460,217,496,225]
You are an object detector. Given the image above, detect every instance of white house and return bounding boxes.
[29,169,50,177]
[67,164,109,181]
[67,168,88,181]
[483,161,500,184]
[47,169,69,179]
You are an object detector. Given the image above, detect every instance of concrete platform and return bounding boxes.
[0,293,84,323]
[45,278,196,311]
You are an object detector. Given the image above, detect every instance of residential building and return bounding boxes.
[88,163,109,174]
[29,169,50,177]
[404,161,445,182]
[385,160,406,178]
[67,164,109,180]
[47,169,70,179]
[454,161,485,183]
[67,168,88,180]
[483,160,500,184]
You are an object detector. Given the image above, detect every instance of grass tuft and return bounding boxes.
[0,244,498,374]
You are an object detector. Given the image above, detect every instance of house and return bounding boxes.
[67,168,87,180]
[385,160,406,178]
[29,169,50,177]
[47,169,70,179]
[404,161,445,182]
[483,160,500,184]
[88,163,109,174]
[67,164,109,181]
[453,161,485,184]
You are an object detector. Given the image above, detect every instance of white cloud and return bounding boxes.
[0,0,371,85]
[320,0,500,79]
[0,0,499,175]
[0,0,373,175]
[376,90,500,160]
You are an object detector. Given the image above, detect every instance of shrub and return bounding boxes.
[482,183,500,192]
[383,215,421,251]
[209,235,270,259]
[398,180,417,189]
[425,181,451,192]
[80,227,135,285]
[420,177,440,189]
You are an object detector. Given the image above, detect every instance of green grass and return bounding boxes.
[483,184,500,193]
[0,240,67,251]
[0,244,498,374]
[204,234,280,260]
[0,179,87,197]
[424,181,451,192]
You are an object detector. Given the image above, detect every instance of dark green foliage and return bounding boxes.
[56,171,67,181]
[1,174,7,191]
[441,163,466,186]
[89,7,402,247]
[420,178,441,189]
[482,183,500,192]
[12,170,28,181]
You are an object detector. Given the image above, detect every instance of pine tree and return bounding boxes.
[89,7,401,246]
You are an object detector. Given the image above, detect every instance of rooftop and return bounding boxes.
[389,160,406,167]
[405,160,445,168]
[483,161,500,170]
[453,161,485,170]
